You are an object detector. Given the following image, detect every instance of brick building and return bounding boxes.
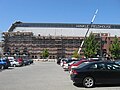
[2,21,120,59]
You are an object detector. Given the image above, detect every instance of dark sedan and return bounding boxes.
[70,61,120,88]
[23,59,34,66]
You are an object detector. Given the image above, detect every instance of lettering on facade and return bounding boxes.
[76,24,111,29]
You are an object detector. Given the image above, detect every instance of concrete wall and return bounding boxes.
[13,27,120,37]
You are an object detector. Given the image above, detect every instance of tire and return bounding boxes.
[1,65,4,70]
[83,77,94,88]
[13,64,16,67]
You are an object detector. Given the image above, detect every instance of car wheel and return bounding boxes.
[83,77,94,88]
[1,65,4,70]
[13,64,16,67]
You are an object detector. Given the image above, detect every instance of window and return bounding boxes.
[89,63,106,70]
[106,64,120,70]
[97,63,106,70]
[89,64,98,69]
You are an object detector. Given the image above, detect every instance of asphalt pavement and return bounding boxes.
[0,61,120,90]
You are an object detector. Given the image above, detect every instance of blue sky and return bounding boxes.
[0,0,120,32]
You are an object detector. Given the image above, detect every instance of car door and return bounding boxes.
[106,63,120,84]
[88,63,109,84]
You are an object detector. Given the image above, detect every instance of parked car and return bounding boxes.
[60,58,68,67]
[69,58,100,71]
[29,59,34,64]
[68,59,87,71]
[23,59,29,66]
[16,58,24,66]
[8,57,19,67]
[0,58,10,69]
[60,58,78,67]
[23,59,33,66]
[63,60,79,71]
[9,59,21,67]
[70,61,120,88]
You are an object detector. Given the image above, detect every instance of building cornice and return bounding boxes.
[8,21,120,32]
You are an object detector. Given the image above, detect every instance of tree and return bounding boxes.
[109,36,120,59]
[72,50,80,58]
[83,33,99,58]
[42,49,49,59]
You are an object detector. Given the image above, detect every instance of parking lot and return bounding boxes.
[0,61,120,90]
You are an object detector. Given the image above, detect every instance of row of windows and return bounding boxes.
[32,40,81,44]
[9,40,120,44]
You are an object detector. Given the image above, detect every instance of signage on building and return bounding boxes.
[76,24,111,29]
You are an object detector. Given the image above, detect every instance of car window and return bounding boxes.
[89,64,98,69]
[97,63,106,70]
[89,63,106,70]
[106,64,120,70]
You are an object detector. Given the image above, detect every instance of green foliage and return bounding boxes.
[42,49,49,59]
[83,33,99,58]
[72,50,80,58]
[109,36,120,59]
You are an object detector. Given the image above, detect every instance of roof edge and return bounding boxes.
[8,21,120,32]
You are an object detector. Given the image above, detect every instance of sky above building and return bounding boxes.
[0,0,120,32]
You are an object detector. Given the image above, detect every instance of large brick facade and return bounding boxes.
[2,22,120,59]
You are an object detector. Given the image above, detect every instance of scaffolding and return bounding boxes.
[2,32,83,59]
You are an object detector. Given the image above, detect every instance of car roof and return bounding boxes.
[73,60,118,71]
[88,60,115,65]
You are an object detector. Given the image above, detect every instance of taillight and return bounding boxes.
[72,70,78,75]
[71,66,78,69]
[63,61,66,64]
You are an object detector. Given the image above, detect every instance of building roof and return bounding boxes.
[8,21,120,32]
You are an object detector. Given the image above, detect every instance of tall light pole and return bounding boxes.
[78,9,99,54]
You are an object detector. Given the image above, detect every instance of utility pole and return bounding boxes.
[78,9,99,54]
